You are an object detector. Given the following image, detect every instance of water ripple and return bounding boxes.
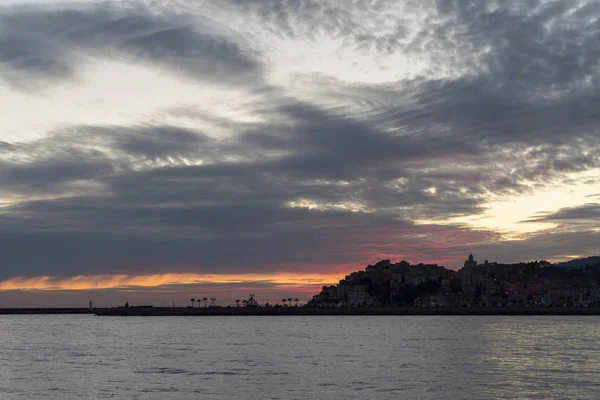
[1,315,599,399]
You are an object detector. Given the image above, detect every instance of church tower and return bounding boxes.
[464,253,477,269]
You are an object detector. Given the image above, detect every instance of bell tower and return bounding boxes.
[464,253,477,269]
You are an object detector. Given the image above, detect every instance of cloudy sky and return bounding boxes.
[1,0,599,306]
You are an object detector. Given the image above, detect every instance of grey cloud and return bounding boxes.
[478,201,600,262]
[101,125,210,158]
[0,158,113,189]
[2,0,600,285]
[525,203,600,223]
[0,114,490,278]
[320,1,600,199]
[0,140,16,150]
[0,205,409,278]
[266,85,600,203]
[0,33,73,88]
[0,4,262,89]
[0,137,115,195]
[227,0,355,39]
[244,101,481,177]
[0,124,212,196]
[375,78,600,152]
[434,0,600,87]
[226,0,416,52]
[0,198,489,278]
[476,229,600,265]
[410,0,600,148]
[299,0,600,153]
[123,27,259,80]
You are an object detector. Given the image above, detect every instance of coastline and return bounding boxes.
[92,307,600,316]
[2,307,600,316]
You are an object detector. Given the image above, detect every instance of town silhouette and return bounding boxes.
[79,254,600,316]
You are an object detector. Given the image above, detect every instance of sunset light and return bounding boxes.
[0,272,341,292]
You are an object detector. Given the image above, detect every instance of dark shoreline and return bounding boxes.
[1,307,599,316]
[93,307,600,316]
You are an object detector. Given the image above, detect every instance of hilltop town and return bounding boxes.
[308,255,600,308]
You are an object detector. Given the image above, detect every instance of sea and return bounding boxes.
[1,315,599,399]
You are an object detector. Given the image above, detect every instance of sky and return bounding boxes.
[1,0,599,307]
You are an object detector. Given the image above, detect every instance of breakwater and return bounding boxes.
[0,308,99,315]
[94,307,600,316]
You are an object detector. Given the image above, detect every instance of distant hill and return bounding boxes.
[557,256,600,269]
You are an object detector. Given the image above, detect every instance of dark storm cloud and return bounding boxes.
[0,3,261,89]
[1,0,600,284]
[0,117,489,278]
[0,203,419,278]
[0,197,492,278]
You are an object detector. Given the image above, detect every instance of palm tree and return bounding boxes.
[210,297,216,307]
[190,298,195,307]
[294,298,300,307]
[203,297,208,308]
[282,298,287,307]
[288,298,293,307]
[235,299,240,307]
[242,300,247,307]
[197,299,202,308]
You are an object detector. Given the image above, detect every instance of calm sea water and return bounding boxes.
[1,315,599,399]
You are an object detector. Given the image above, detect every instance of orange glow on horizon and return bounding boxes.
[0,272,344,292]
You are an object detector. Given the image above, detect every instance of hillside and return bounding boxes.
[557,256,600,269]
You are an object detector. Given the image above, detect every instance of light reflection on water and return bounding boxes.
[1,315,599,399]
